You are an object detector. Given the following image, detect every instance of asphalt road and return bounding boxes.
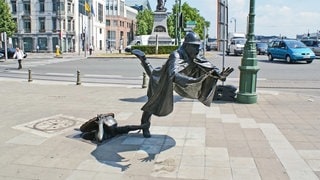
[0,52,319,97]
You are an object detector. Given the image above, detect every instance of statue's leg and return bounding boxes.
[115,125,143,134]
[141,111,152,138]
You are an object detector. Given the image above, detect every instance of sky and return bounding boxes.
[148,0,320,38]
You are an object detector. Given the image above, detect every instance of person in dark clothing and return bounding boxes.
[132,31,233,138]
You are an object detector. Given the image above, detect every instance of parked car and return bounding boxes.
[300,39,320,56]
[267,39,315,63]
[206,38,217,51]
[0,48,27,59]
[256,42,268,55]
[0,53,3,59]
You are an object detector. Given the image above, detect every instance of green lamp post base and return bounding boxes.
[237,93,257,104]
[236,0,258,104]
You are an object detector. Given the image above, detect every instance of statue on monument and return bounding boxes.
[156,0,167,12]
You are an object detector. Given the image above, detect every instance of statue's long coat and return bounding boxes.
[141,48,219,116]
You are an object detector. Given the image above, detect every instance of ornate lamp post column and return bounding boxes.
[177,0,182,45]
[236,0,259,104]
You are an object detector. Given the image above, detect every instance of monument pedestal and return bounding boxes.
[148,12,172,45]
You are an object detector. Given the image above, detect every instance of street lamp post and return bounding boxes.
[175,0,178,45]
[236,0,259,104]
[177,0,182,45]
[230,17,236,32]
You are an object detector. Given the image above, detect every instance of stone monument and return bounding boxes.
[148,0,172,45]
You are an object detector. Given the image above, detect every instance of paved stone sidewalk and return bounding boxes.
[0,81,319,180]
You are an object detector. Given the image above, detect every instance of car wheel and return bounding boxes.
[286,55,292,63]
[306,60,313,64]
[268,54,273,61]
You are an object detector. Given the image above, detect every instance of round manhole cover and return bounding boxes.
[33,118,77,132]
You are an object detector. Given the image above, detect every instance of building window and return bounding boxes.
[24,19,31,33]
[113,20,117,26]
[72,20,75,32]
[38,37,48,50]
[106,19,110,26]
[39,0,45,12]
[52,17,57,31]
[52,0,57,11]
[12,18,18,32]
[24,2,31,14]
[99,28,102,34]
[39,17,46,32]
[107,30,115,40]
[67,18,72,31]
[11,0,17,13]
[67,2,71,13]
[63,19,65,30]
[98,3,103,22]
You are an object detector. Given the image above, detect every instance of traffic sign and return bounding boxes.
[186,21,196,28]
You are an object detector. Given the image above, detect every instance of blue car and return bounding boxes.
[267,39,315,63]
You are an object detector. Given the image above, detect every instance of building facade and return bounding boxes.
[105,0,138,51]
[5,0,146,53]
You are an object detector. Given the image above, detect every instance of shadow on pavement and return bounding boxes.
[90,133,176,171]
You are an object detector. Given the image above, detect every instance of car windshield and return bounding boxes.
[286,40,307,48]
[207,38,216,42]
[257,43,268,48]
[234,39,246,44]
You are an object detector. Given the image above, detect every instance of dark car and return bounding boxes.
[0,53,3,59]
[256,42,268,55]
[0,48,27,59]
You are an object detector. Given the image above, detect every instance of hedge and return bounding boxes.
[131,45,179,54]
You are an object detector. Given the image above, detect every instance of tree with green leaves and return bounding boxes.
[0,0,17,37]
[135,9,154,35]
[168,2,210,39]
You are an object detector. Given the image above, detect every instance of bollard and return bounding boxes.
[142,72,147,88]
[76,70,81,85]
[28,69,33,82]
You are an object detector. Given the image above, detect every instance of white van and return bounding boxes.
[227,38,246,56]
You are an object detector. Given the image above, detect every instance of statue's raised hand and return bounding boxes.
[219,67,234,81]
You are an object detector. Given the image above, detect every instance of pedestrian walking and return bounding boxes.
[13,47,24,69]
[89,44,93,55]
[36,45,39,53]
